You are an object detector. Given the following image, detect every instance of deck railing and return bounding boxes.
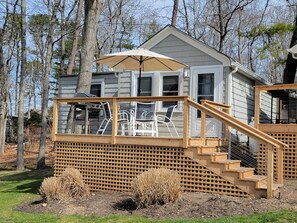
[52,96,287,198]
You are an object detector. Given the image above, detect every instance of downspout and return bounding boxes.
[227,62,238,159]
[113,69,120,97]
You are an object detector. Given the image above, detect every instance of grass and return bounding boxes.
[0,168,296,223]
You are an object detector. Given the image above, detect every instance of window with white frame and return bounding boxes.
[162,75,179,107]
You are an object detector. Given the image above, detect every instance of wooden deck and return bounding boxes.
[52,95,288,198]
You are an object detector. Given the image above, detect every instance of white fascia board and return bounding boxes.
[141,26,231,66]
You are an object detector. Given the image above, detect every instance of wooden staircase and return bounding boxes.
[184,145,281,198]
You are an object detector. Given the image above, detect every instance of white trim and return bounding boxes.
[131,70,184,112]
[190,65,223,103]
[131,72,154,97]
[141,26,231,66]
[158,71,183,111]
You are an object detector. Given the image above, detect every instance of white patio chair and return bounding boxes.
[132,102,158,136]
[157,105,179,137]
[118,110,132,135]
[96,102,112,135]
[96,102,132,135]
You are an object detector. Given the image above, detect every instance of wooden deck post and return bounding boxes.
[277,146,284,185]
[267,144,274,199]
[52,99,58,142]
[111,98,118,144]
[225,107,231,143]
[254,87,260,129]
[201,101,206,146]
[183,98,189,148]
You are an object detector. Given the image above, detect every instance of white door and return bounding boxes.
[190,66,223,137]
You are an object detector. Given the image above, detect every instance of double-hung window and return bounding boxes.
[162,75,179,107]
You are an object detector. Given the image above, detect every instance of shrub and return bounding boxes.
[39,168,90,201]
[131,168,181,208]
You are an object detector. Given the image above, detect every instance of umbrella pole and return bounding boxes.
[137,60,143,96]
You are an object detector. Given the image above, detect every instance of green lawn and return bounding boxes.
[0,168,296,223]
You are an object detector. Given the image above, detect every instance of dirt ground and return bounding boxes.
[2,141,297,220]
[16,179,297,220]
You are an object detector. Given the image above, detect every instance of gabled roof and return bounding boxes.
[140,25,266,84]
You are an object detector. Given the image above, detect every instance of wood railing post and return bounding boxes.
[277,146,283,185]
[254,87,260,129]
[267,144,274,199]
[52,99,58,142]
[201,101,206,146]
[111,98,118,144]
[225,107,231,143]
[183,98,189,148]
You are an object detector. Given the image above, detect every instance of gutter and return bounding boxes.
[231,61,268,84]
[227,63,238,158]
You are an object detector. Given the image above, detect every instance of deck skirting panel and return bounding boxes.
[54,142,249,197]
[257,132,297,179]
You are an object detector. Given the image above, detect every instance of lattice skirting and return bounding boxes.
[54,142,249,197]
[257,133,297,179]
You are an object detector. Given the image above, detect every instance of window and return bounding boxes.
[197,73,214,117]
[137,77,152,96]
[90,84,102,97]
[162,75,178,107]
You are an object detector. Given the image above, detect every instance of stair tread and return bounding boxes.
[242,175,267,181]
[257,184,281,190]
[197,152,228,155]
[226,167,254,172]
[215,160,241,164]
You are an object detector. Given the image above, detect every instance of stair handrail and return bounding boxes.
[201,100,287,148]
[188,99,287,198]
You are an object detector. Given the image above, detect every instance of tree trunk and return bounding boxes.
[60,0,66,76]
[283,14,297,84]
[17,0,27,170]
[76,0,101,93]
[171,0,179,27]
[37,0,60,169]
[0,60,8,154]
[65,0,83,133]
[67,0,83,75]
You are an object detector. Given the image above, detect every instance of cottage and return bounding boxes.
[54,25,287,199]
[59,25,273,141]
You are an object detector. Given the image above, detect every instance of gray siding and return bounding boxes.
[260,92,277,123]
[150,34,222,67]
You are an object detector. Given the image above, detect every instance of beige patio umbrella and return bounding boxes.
[96,48,187,96]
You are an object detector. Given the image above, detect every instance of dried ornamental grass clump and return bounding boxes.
[131,168,181,208]
[39,168,90,201]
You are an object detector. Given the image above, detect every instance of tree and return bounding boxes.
[76,0,101,93]
[37,0,61,169]
[171,0,179,27]
[283,13,297,83]
[67,0,83,75]
[0,0,19,154]
[16,0,27,170]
